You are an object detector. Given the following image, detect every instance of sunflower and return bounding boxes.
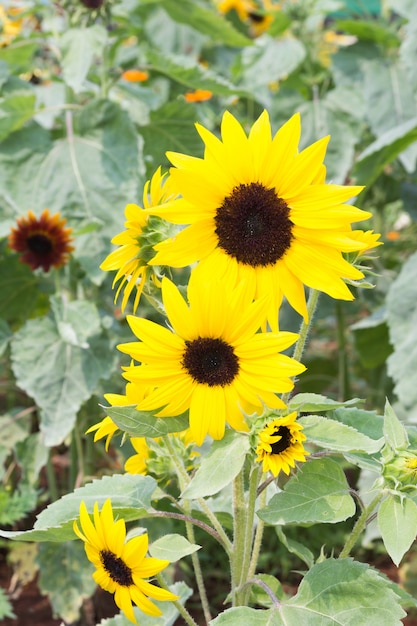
[8,209,74,272]
[0,5,23,47]
[147,110,371,330]
[73,499,178,624]
[117,271,305,446]
[100,167,176,313]
[255,412,308,476]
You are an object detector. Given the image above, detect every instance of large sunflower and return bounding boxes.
[148,110,371,330]
[8,209,74,272]
[117,271,305,446]
[255,412,308,476]
[100,167,175,313]
[73,499,178,624]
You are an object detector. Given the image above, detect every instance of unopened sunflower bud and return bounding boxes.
[383,450,417,491]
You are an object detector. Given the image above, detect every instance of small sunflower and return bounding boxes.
[148,110,371,330]
[0,5,23,47]
[255,412,308,476]
[8,209,74,272]
[73,499,178,624]
[100,167,175,313]
[118,271,305,446]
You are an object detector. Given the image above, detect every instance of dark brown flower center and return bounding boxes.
[100,550,133,586]
[270,426,292,455]
[214,182,293,267]
[27,233,53,257]
[182,337,239,386]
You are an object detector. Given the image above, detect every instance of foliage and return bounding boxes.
[1,0,417,624]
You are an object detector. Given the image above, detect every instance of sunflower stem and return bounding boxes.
[238,465,262,603]
[339,491,384,559]
[46,450,59,502]
[335,300,350,401]
[232,468,247,606]
[156,572,199,626]
[163,436,212,623]
[247,485,267,581]
[282,288,320,406]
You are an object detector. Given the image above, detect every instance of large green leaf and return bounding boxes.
[106,405,189,438]
[60,26,107,93]
[0,474,157,542]
[0,92,36,142]
[353,117,417,186]
[149,534,201,562]
[289,393,362,413]
[139,100,204,174]
[378,495,417,566]
[37,541,96,624]
[351,308,392,368]
[299,414,383,453]
[10,297,116,446]
[383,400,408,451]
[147,48,249,97]
[181,431,250,499]
[237,36,306,89]
[257,458,355,525]
[211,559,406,625]
[386,251,417,411]
[336,19,400,47]
[159,0,252,47]
[0,255,42,325]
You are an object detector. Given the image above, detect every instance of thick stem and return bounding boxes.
[339,491,384,559]
[232,469,247,606]
[238,465,262,603]
[282,289,320,406]
[247,486,267,580]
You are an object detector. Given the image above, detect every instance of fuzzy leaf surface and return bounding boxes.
[149,534,201,562]
[378,495,417,566]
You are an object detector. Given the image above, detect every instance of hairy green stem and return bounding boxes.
[282,288,320,406]
[239,466,262,597]
[232,468,247,605]
[339,491,384,559]
[247,485,267,580]
[156,572,199,626]
[163,436,212,623]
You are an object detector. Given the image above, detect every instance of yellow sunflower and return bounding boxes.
[147,110,371,330]
[100,167,176,313]
[8,209,74,272]
[117,271,305,446]
[255,412,308,476]
[73,499,178,624]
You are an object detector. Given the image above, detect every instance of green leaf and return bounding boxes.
[139,100,204,174]
[60,26,107,93]
[299,414,383,453]
[37,541,96,624]
[11,299,115,446]
[353,116,417,186]
[386,251,417,411]
[331,407,384,441]
[336,19,400,47]
[257,458,355,525]
[383,400,409,450]
[149,534,201,562]
[275,527,314,569]
[237,36,306,89]
[99,581,192,626]
[0,255,43,324]
[0,92,36,142]
[0,587,15,620]
[106,405,189,438]
[160,0,252,47]
[181,431,250,499]
[249,573,286,609]
[289,393,362,413]
[213,558,406,624]
[351,309,392,368]
[378,495,417,566]
[0,474,157,542]
[147,48,249,96]
[0,40,38,70]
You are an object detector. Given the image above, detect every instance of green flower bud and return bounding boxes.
[383,450,417,491]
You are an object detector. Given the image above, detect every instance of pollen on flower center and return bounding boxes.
[270,426,292,454]
[28,234,53,256]
[214,182,293,267]
[182,337,239,386]
[100,550,134,587]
